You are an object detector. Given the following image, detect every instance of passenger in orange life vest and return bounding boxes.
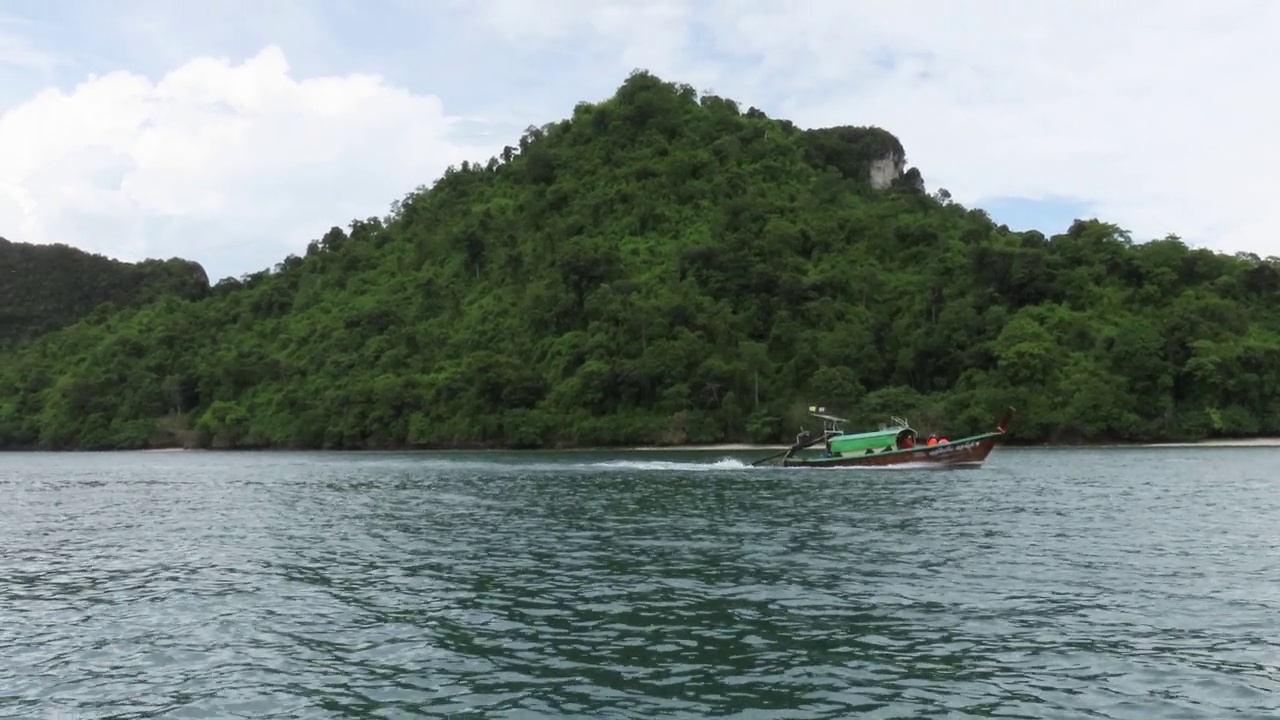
[926,434,938,446]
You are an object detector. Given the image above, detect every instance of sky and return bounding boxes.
[1,0,1277,282]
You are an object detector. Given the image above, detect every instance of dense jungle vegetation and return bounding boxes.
[1,71,1278,450]
[0,238,209,349]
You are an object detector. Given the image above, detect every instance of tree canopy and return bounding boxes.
[1,70,1278,451]
[0,238,209,349]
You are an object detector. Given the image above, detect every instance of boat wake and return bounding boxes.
[584,458,752,472]
[581,458,969,472]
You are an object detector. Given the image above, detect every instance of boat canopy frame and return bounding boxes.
[803,406,920,456]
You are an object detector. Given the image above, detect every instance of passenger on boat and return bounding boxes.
[926,434,938,446]
[900,435,915,449]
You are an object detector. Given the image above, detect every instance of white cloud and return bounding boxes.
[467,0,1280,258]
[0,44,489,280]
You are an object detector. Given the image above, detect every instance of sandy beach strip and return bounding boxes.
[118,438,1280,453]
[1142,437,1280,448]
[631,438,1280,451]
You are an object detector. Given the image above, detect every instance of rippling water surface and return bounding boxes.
[3,447,1279,718]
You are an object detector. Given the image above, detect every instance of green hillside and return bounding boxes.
[1,70,1278,450]
[0,237,210,349]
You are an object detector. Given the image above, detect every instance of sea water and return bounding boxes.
[2,447,1277,718]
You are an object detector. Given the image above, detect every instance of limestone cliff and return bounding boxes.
[868,151,905,189]
[799,125,924,192]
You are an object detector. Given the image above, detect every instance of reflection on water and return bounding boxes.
[2,448,1278,718]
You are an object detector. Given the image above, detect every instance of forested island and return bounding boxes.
[0,238,209,349]
[1,71,1278,451]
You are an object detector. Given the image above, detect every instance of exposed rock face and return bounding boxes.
[869,151,906,189]
[799,126,908,190]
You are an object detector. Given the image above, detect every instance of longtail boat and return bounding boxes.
[751,406,1015,468]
